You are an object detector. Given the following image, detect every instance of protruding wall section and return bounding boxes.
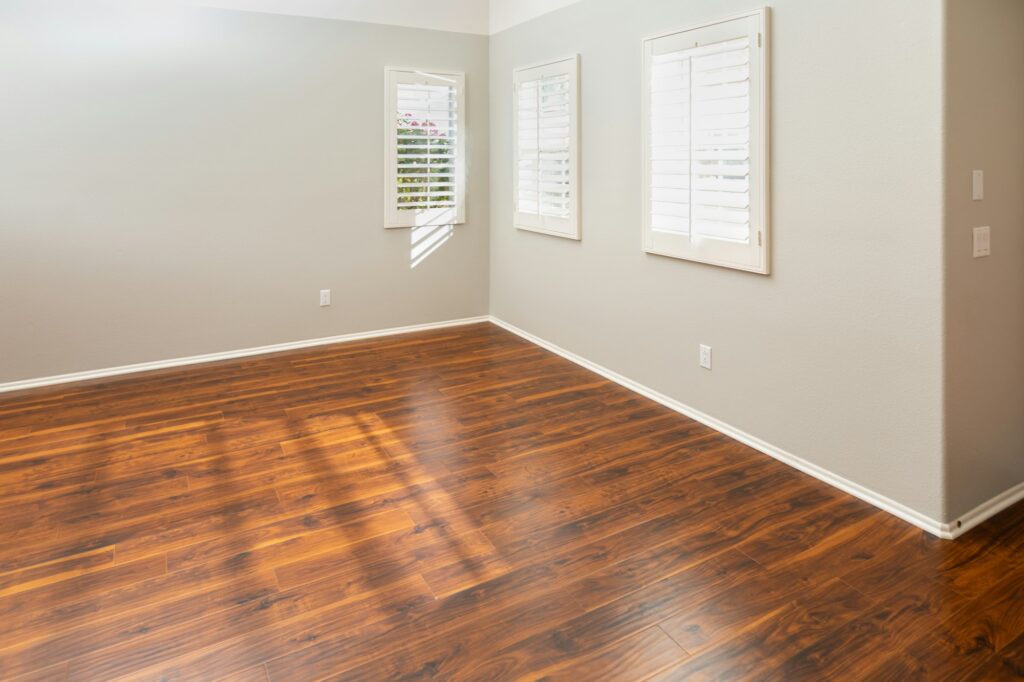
[943,0,1024,524]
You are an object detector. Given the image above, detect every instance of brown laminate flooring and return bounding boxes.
[1,323,1023,680]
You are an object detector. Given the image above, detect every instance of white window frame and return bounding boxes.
[513,55,581,240]
[385,67,467,228]
[641,8,770,274]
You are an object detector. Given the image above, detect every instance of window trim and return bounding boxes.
[640,8,770,274]
[513,54,581,240]
[384,66,467,229]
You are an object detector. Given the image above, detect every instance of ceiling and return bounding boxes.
[188,0,583,35]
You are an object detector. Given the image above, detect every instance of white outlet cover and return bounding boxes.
[973,226,991,258]
[699,344,712,370]
[319,289,332,306]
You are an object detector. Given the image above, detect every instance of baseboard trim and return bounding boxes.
[488,316,970,539]
[951,480,1024,538]
[0,315,490,395]
[4,313,1019,539]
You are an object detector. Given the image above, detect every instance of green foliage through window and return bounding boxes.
[396,113,456,210]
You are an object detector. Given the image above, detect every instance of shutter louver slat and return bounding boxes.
[513,56,578,238]
[395,79,459,214]
[516,71,573,221]
[648,35,751,243]
[385,69,465,228]
[643,11,767,272]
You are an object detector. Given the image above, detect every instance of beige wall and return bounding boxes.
[489,0,948,521]
[6,0,1020,528]
[0,1,490,383]
[944,0,1024,520]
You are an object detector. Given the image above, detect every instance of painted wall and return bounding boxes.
[0,0,490,383]
[6,0,1017,528]
[944,0,1024,520]
[489,0,948,520]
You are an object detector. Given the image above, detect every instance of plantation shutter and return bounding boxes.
[513,56,580,239]
[385,69,466,228]
[643,11,769,273]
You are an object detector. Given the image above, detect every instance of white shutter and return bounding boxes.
[514,56,580,240]
[642,10,769,273]
[385,69,466,228]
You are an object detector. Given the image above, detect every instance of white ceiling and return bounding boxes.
[189,0,583,35]
[489,0,582,34]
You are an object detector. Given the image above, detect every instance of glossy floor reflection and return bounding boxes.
[0,323,1022,680]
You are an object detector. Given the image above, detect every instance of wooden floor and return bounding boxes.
[1,323,1023,681]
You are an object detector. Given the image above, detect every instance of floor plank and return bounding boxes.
[0,322,1021,680]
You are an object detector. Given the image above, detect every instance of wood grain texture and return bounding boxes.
[0,322,1021,680]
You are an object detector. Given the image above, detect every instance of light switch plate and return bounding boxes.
[319,289,332,306]
[972,170,984,201]
[973,226,991,258]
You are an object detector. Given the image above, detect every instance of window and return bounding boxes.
[385,68,466,228]
[642,9,769,273]
[513,56,580,239]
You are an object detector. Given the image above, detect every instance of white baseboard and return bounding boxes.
[951,479,1024,538]
[0,315,490,395]
[4,312,1020,540]
[488,316,1024,541]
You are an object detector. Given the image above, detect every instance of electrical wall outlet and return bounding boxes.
[973,227,991,258]
[319,289,332,307]
[699,344,712,370]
